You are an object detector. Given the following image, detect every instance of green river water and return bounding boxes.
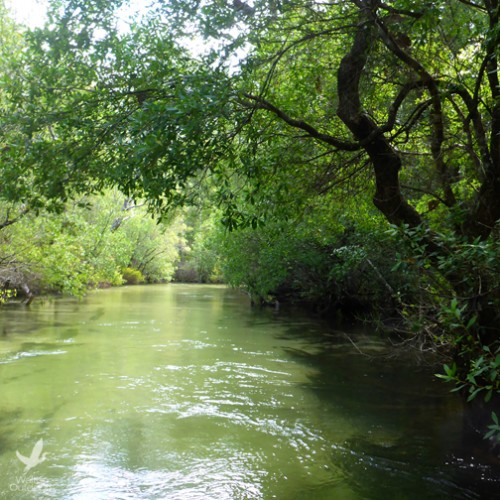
[0,284,498,499]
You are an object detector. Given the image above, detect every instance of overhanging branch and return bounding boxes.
[0,206,29,230]
[241,93,360,151]
[337,4,422,228]
[372,9,456,207]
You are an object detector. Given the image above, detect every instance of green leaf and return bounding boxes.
[466,316,477,329]
[485,390,493,403]
[467,387,482,402]
[484,429,496,440]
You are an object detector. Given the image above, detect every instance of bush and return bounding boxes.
[121,267,145,285]
[212,213,417,318]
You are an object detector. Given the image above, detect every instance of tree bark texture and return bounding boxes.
[336,6,422,228]
[337,1,499,241]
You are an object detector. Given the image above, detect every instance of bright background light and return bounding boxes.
[4,0,244,67]
[6,0,48,27]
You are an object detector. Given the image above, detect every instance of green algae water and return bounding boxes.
[0,284,498,499]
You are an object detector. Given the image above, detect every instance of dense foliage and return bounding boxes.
[0,190,186,297]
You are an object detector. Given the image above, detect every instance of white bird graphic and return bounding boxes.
[16,439,47,472]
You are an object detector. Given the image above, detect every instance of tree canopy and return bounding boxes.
[0,1,497,231]
[0,1,498,332]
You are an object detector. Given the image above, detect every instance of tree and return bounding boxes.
[180,0,500,343]
[0,2,498,346]
[0,189,186,296]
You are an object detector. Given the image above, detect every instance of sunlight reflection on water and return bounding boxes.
[0,284,498,499]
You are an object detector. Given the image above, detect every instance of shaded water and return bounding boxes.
[0,284,498,499]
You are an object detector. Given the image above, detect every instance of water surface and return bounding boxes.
[0,284,498,498]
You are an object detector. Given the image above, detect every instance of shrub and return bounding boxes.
[121,267,145,285]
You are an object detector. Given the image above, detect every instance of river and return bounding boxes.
[0,284,498,499]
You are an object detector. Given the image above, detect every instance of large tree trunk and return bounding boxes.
[336,2,499,341]
[338,1,499,239]
[336,6,422,228]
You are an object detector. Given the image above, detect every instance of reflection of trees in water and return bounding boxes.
[332,437,500,500]
[0,408,24,454]
[279,322,500,499]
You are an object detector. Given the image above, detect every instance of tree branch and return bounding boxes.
[446,84,492,175]
[336,5,422,227]
[241,93,360,151]
[455,0,488,12]
[0,206,29,231]
[378,2,425,18]
[373,9,457,207]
